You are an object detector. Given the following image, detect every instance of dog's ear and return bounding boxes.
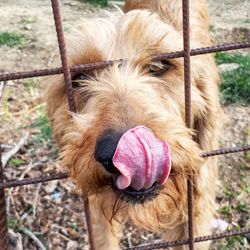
[44,75,69,146]
[193,59,222,151]
[123,0,151,13]
[124,0,210,32]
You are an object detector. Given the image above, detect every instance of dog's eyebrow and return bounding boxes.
[117,59,128,68]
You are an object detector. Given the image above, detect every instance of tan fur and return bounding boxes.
[45,1,221,249]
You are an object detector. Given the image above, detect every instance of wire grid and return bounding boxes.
[0,0,250,249]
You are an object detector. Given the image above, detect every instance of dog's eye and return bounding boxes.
[149,60,171,77]
[71,72,90,88]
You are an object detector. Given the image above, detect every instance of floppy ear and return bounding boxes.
[44,75,70,147]
[193,56,222,151]
[123,0,151,13]
[124,0,210,33]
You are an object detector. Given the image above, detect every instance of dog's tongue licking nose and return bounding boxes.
[112,126,171,191]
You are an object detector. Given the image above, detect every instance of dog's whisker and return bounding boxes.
[160,190,180,212]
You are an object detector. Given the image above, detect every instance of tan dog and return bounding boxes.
[46,0,221,249]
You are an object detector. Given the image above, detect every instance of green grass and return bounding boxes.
[8,216,20,231]
[39,115,52,141]
[24,79,37,96]
[10,158,26,167]
[225,235,246,249]
[19,17,36,25]
[236,202,248,213]
[0,32,27,48]
[28,108,59,158]
[81,0,108,7]
[31,110,52,144]
[217,225,248,249]
[219,204,232,216]
[216,52,250,104]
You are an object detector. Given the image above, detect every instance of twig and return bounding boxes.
[14,163,34,193]
[12,103,45,116]
[18,163,34,180]
[0,81,5,100]
[16,232,24,250]
[33,183,42,219]
[127,233,133,248]
[7,188,21,220]
[20,227,47,250]
[6,195,10,215]
[1,144,14,149]
[47,51,57,67]
[109,1,124,6]
[2,133,29,168]
[9,229,23,250]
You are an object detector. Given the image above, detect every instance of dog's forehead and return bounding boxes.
[114,10,182,58]
[67,10,182,65]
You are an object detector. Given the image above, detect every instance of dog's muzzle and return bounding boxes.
[94,126,171,201]
[94,129,122,174]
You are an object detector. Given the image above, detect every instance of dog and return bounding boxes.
[46,0,221,249]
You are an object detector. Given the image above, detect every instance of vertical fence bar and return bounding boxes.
[50,1,94,249]
[0,146,8,250]
[182,0,194,249]
[83,197,96,250]
[51,0,76,113]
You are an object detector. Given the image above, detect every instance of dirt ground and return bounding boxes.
[0,0,249,249]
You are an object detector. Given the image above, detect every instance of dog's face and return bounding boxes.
[46,10,212,231]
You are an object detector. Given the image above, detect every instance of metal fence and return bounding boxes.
[0,0,250,249]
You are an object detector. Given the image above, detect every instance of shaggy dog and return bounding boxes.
[46,0,221,249]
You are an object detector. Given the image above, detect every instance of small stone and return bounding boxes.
[44,180,58,193]
[6,80,14,86]
[64,1,77,6]
[24,24,32,30]
[66,228,80,239]
[216,189,224,200]
[218,63,240,73]
[66,240,78,250]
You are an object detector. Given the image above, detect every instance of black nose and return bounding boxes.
[94,130,123,174]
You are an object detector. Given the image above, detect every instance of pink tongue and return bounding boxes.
[112,126,171,191]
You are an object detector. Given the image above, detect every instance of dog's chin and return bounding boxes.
[111,182,162,204]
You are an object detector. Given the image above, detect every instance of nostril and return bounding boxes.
[101,159,120,174]
[94,130,123,174]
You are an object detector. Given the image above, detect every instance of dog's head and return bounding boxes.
[46,8,218,230]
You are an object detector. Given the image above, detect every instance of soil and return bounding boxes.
[0,0,249,249]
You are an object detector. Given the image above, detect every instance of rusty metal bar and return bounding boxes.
[50,1,94,249]
[0,41,249,81]
[0,144,248,190]
[153,40,250,61]
[83,197,95,250]
[182,0,194,249]
[201,144,250,157]
[51,0,76,113]
[124,227,250,250]
[0,146,8,250]
[0,172,69,189]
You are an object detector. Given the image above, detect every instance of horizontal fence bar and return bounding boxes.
[153,40,250,60]
[124,227,250,250]
[0,172,69,189]
[0,61,116,81]
[0,41,249,81]
[0,144,249,190]
[201,144,250,157]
